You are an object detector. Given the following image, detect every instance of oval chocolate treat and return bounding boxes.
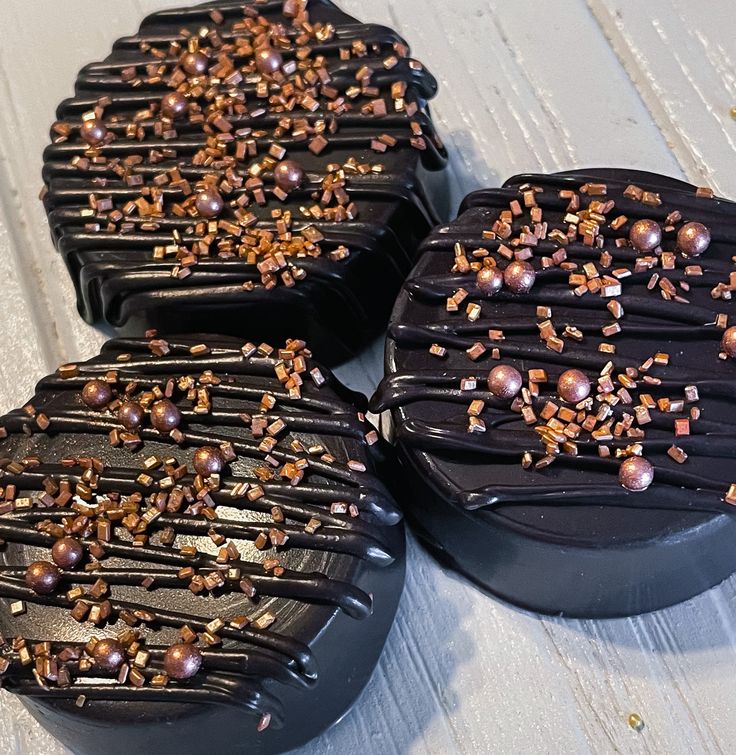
[372,168,736,618]
[42,0,447,366]
[0,335,403,755]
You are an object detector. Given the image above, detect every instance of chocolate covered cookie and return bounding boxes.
[0,335,403,754]
[373,169,736,617]
[42,0,447,364]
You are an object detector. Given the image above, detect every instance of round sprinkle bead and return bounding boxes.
[628,219,662,251]
[557,369,591,404]
[193,446,223,477]
[195,188,224,219]
[487,364,523,401]
[619,456,654,492]
[118,401,144,431]
[164,643,202,681]
[150,399,181,433]
[476,267,504,297]
[161,91,188,119]
[677,221,711,257]
[80,119,108,147]
[273,160,304,192]
[504,260,536,294]
[25,561,61,595]
[51,537,84,569]
[255,47,283,75]
[81,379,112,410]
[181,51,208,76]
[721,326,736,358]
[93,639,127,673]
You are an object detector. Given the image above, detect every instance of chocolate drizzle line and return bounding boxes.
[372,170,736,514]
[42,0,446,337]
[0,335,399,729]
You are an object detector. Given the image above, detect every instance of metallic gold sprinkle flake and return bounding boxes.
[667,446,688,464]
[466,342,487,361]
[535,454,556,470]
[429,344,447,358]
[674,419,690,437]
[468,400,485,417]
[252,612,276,630]
[467,417,486,434]
[466,302,481,322]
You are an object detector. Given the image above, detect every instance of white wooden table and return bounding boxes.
[1,1,735,752]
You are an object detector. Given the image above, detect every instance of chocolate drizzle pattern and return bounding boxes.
[0,335,400,730]
[372,170,736,517]
[42,0,447,361]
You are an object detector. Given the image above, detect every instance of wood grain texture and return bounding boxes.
[589,0,736,197]
[1,1,736,753]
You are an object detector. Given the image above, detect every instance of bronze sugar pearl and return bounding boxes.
[476,267,504,297]
[93,639,127,673]
[51,537,84,569]
[721,326,736,358]
[80,119,108,147]
[161,91,188,119]
[628,219,662,251]
[504,260,536,294]
[677,221,711,257]
[193,446,224,477]
[273,160,304,192]
[619,456,654,492]
[118,401,144,431]
[195,187,225,219]
[164,643,202,680]
[181,51,208,76]
[150,399,181,433]
[487,364,523,400]
[25,561,61,595]
[254,47,283,75]
[557,369,591,404]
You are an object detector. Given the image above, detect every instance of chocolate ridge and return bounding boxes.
[42,0,447,364]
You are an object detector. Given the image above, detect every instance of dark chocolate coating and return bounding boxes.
[0,335,404,754]
[42,0,447,366]
[372,168,736,618]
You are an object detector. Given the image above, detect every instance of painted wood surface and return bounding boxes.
[0,1,734,753]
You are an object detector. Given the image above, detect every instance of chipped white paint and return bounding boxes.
[1,1,735,753]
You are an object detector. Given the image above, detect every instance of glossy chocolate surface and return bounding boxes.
[42,0,447,365]
[373,169,736,617]
[0,335,404,754]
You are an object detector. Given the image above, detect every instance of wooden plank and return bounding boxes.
[0,175,56,408]
[0,2,144,380]
[589,0,736,197]
[315,3,736,753]
[339,0,683,213]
